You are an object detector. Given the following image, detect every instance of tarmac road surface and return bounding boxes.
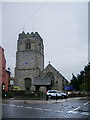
[2,97,90,119]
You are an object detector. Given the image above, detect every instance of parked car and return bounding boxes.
[60,91,68,99]
[46,90,68,99]
[46,90,62,99]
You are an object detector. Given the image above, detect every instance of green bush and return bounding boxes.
[12,90,35,97]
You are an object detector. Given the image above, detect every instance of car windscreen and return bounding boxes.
[48,91,60,93]
[48,91,56,93]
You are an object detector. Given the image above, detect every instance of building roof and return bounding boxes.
[33,63,68,86]
[33,75,52,86]
[41,63,68,81]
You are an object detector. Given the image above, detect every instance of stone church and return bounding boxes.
[15,31,68,92]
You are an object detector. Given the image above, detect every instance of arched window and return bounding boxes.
[46,72,54,85]
[26,43,28,49]
[29,42,31,49]
[24,77,32,91]
[38,43,41,53]
[26,42,31,50]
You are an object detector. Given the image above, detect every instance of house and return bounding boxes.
[0,46,10,92]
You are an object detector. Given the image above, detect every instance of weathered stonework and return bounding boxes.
[39,64,68,91]
[15,31,68,91]
[15,32,44,90]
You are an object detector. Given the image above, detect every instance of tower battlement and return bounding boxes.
[18,31,43,42]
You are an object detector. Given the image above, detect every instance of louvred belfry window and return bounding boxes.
[29,42,31,49]
[26,42,31,49]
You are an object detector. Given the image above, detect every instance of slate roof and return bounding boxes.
[33,76,52,86]
[40,63,68,82]
[33,63,68,86]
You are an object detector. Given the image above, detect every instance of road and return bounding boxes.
[2,98,90,119]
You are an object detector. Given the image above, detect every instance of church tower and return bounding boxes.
[15,31,44,90]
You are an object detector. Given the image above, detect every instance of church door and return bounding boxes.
[24,77,32,91]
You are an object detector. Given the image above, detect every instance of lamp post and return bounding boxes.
[83,73,85,96]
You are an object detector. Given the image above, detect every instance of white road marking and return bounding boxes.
[84,101,90,106]
[20,106,24,108]
[35,108,41,110]
[73,106,80,111]
[68,110,78,114]
[17,106,20,107]
[68,106,80,114]
[2,104,7,106]
[81,112,89,116]
[9,104,16,107]
[26,107,32,109]
[55,110,63,113]
[44,109,52,112]
[4,102,89,116]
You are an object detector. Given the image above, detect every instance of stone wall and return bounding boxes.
[40,64,67,91]
[15,32,44,90]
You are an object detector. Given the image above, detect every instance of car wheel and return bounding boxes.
[48,95,52,99]
[62,95,65,99]
[61,96,63,99]
[65,96,67,99]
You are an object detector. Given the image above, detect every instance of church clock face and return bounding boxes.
[19,55,35,69]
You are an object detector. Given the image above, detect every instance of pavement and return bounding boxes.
[2,97,88,104]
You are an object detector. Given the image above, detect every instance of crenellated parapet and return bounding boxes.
[18,31,43,43]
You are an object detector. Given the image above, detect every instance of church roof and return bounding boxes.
[41,63,64,78]
[33,63,68,86]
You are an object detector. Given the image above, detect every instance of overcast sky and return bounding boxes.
[1,1,88,81]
